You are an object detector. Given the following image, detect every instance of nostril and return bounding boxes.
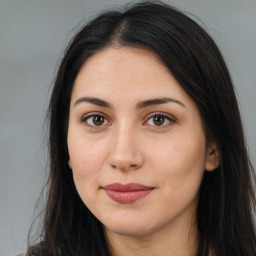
[111,164,117,169]
[110,162,141,171]
[108,137,144,171]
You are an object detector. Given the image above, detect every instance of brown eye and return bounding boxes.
[153,116,165,126]
[145,113,174,127]
[93,115,105,126]
[82,114,108,127]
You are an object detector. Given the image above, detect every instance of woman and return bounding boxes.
[27,1,256,255]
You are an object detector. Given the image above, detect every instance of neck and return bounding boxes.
[104,213,199,256]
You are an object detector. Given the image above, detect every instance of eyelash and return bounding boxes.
[80,112,176,129]
[80,112,110,129]
[144,112,176,127]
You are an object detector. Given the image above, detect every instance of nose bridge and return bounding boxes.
[109,121,143,171]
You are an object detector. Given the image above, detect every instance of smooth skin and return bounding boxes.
[67,47,219,256]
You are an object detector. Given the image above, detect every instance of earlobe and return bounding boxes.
[205,144,220,172]
[68,159,72,169]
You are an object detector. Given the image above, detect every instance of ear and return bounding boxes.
[205,143,220,172]
[68,159,72,169]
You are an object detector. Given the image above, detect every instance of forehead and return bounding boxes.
[76,46,167,84]
[71,46,195,109]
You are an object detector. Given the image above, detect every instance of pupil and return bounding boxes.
[153,116,164,126]
[93,116,104,125]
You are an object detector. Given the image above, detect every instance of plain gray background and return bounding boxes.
[0,0,255,255]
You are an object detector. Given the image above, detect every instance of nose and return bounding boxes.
[108,125,144,171]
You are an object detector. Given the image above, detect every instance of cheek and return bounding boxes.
[68,130,106,172]
[150,132,206,192]
[67,132,108,198]
[69,146,102,205]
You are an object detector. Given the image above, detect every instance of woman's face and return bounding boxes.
[67,47,217,238]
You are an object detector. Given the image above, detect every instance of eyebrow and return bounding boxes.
[73,96,186,109]
[74,97,112,108]
[136,97,186,109]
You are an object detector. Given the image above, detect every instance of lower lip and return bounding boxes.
[104,189,153,203]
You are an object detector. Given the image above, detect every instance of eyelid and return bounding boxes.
[80,112,111,128]
[79,111,176,128]
[143,112,176,126]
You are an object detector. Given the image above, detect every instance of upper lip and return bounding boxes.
[103,182,154,192]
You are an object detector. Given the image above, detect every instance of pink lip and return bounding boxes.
[102,183,154,204]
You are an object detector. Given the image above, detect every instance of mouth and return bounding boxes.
[102,183,155,204]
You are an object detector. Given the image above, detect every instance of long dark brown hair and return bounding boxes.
[28,1,256,255]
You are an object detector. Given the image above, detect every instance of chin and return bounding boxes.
[106,224,153,237]
[102,214,157,237]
